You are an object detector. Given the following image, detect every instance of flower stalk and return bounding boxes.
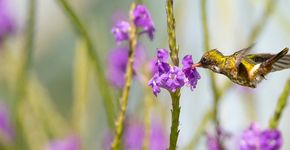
[200,0,224,148]
[166,0,179,66]
[201,0,220,121]
[165,0,182,149]
[247,0,277,44]
[57,0,116,128]
[111,3,138,150]
[269,78,290,129]
[13,0,36,148]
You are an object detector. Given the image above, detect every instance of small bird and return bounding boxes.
[193,45,290,88]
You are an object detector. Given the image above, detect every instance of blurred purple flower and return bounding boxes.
[240,123,261,150]
[111,21,130,43]
[206,133,220,150]
[182,55,201,90]
[103,119,167,150]
[148,49,201,96]
[107,45,144,88]
[239,123,282,150]
[148,59,158,75]
[149,121,168,150]
[46,135,80,150]
[260,129,282,150]
[124,121,144,150]
[133,4,155,40]
[0,103,15,144]
[206,127,230,150]
[0,0,15,43]
[111,4,155,43]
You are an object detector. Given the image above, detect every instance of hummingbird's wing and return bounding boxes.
[233,44,255,77]
[234,44,255,69]
[246,48,290,72]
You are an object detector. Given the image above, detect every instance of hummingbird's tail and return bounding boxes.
[264,48,290,72]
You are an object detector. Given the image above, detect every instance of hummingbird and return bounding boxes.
[193,45,290,88]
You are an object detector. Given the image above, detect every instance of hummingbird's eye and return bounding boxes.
[200,57,210,66]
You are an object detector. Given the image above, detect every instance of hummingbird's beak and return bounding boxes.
[192,63,202,68]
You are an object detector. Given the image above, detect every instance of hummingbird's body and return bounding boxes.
[195,46,290,88]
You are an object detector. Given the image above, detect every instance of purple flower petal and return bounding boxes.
[0,0,15,43]
[206,133,220,150]
[157,49,169,62]
[133,4,155,40]
[124,121,144,150]
[46,135,80,150]
[161,66,185,92]
[260,129,282,150]
[107,45,144,88]
[103,119,167,150]
[182,55,201,90]
[0,103,15,144]
[111,21,130,43]
[150,121,168,150]
[239,123,282,150]
[239,123,261,150]
[148,74,161,96]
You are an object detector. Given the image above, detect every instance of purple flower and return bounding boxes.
[156,49,170,74]
[107,45,144,88]
[159,66,185,92]
[133,4,155,40]
[111,21,130,43]
[148,49,201,96]
[148,74,161,96]
[150,121,168,150]
[239,123,282,150]
[182,55,201,90]
[45,135,80,150]
[0,0,15,43]
[260,129,282,150]
[206,134,220,150]
[239,123,261,150]
[0,103,15,144]
[206,127,230,150]
[124,121,144,150]
[102,119,167,150]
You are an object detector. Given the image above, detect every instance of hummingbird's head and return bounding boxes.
[193,49,224,73]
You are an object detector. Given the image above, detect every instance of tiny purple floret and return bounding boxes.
[111,21,130,43]
[239,123,282,150]
[182,55,201,90]
[133,4,155,40]
[46,135,80,150]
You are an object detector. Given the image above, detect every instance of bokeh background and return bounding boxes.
[0,0,289,149]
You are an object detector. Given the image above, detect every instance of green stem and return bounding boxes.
[169,90,181,150]
[247,0,277,44]
[165,0,182,149]
[57,0,115,128]
[13,0,36,149]
[111,3,138,149]
[142,84,154,150]
[166,0,179,66]
[201,0,220,126]
[201,0,223,148]
[269,78,290,129]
